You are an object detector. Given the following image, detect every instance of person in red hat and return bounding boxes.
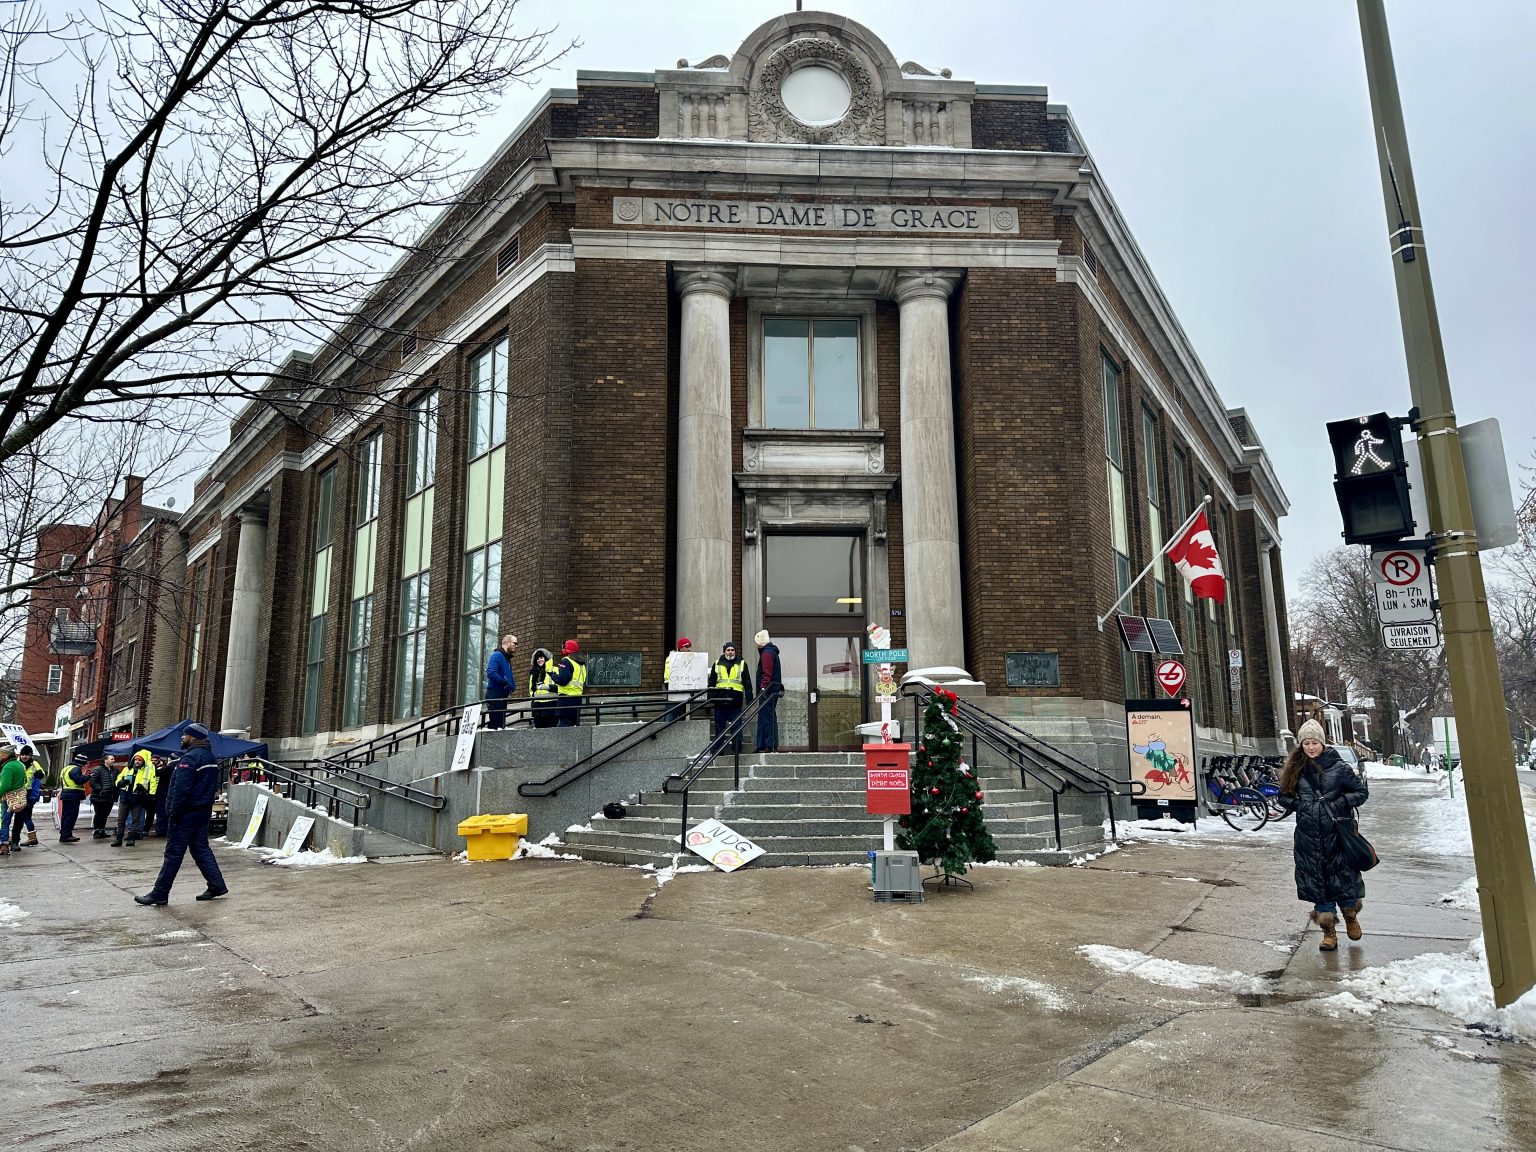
[663,637,692,721]
[548,639,587,727]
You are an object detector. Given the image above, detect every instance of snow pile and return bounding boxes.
[1078,944,1276,996]
[1366,761,1440,781]
[1402,778,1536,858]
[266,847,368,868]
[565,823,594,834]
[1337,936,1536,1042]
[516,839,582,860]
[0,898,28,927]
[1437,877,1480,910]
[963,972,1072,1012]
[649,860,711,887]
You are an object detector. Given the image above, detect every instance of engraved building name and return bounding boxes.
[613,197,1020,235]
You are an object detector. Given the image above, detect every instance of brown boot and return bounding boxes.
[1342,900,1363,942]
[1313,910,1338,951]
[25,831,38,846]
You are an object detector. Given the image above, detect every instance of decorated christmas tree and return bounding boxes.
[896,688,997,875]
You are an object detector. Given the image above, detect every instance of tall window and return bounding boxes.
[1103,354,1135,699]
[302,467,336,734]
[186,565,207,714]
[344,433,383,727]
[397,392,437,718]
[763,318,859,429]
[461,339,507,703]
[1143,407,1168,620]
[46,665,62,694]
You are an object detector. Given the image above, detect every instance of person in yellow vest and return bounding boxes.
[57,755,90,843]
[112,750,155,847]
[708,641,752,753]
[547,639,587,727]
[528,647,557,728]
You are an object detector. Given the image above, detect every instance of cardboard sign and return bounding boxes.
[449,704,482,773]
[281,815,316,857]
[665,651,710,692]
[682,818,765,872]
[239,793,269,848]
[1125,701,1197,803]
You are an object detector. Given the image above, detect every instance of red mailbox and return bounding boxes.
[864,743,912,816]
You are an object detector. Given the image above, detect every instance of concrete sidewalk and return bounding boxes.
[1,779,1532,1151]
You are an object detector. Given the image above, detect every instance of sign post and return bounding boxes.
[863,624,909,850]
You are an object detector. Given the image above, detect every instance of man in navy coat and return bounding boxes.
[135,724,228,906]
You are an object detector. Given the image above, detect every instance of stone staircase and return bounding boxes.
[554,751,1106,868]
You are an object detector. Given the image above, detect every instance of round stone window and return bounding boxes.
[779,64,852,126]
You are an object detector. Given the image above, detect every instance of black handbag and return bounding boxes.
[1333,807,1380,872]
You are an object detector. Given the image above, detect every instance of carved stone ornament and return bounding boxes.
[749,37,883,145]
[742,439,762,473]
[677,54,731,70]
[900,60,952,79]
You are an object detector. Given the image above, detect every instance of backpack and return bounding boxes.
[602,801,627,820]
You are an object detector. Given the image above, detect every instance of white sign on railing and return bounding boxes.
[449,704,482,773]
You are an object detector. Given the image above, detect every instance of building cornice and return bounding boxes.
[571,228,1059,270]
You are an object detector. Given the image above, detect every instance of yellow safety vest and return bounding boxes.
[114,763,135,791]
[132,751,158,795]
[556,658,587,698]
[713,660,746,697]
[531,667,556,698]
[663,654,673,685]
[60,762,86,791]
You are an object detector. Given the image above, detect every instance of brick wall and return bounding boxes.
[971,99,1053,152]
[577,86,660,138]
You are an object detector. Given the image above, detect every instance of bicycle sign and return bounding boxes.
[1155,660,1186,698]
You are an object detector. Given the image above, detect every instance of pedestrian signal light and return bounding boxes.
[1325,413,1414,545]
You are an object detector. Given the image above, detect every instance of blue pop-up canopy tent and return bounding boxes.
[104,719,268,762]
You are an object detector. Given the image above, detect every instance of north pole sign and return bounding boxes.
[1370,546,1435,625]
[1155,660,1186,698]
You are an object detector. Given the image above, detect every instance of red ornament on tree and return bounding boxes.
[975,791,984,801]
[930,786,940,796]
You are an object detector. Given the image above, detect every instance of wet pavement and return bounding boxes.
[2,777,1534,1152]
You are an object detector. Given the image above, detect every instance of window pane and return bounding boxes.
[1102,355,1122,467]
[402,495,423,577]
[464,548,486,612]
[764,535,862,614]
[486,542,502,611]
[487,447,505,545]
[811,320,859,429]
[417,570,431,631]
[1108,464,1128,555]
[491,339,508,447]
[764,318,810,429]
[1143,408,1159,500]
[469,350,491,459]
[311,547,331,617]
[420,393,437,490]
[465,456,489,550]
[316,468,335,547]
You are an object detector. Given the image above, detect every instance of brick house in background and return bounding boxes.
[174,13,1293,763]
[12,522,93,738]
[14,478,182,746]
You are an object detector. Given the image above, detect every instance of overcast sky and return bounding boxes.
[459,0,1535,591]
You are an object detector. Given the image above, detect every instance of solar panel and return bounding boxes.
[1146,617,1184,655]
[1117,615,1157,654]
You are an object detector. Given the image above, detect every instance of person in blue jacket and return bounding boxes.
[135,723,228,906]
[483,633,518,729]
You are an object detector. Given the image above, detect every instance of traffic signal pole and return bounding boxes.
[1357,0,1536,1006]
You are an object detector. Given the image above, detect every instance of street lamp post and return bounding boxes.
[1356,0,1536,1006]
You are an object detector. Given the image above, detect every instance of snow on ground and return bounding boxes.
[1438,877,1481,910]
[0,898,28,927]
[962,972,1073,1012]
[1112,815,1290,846]
[646,861,711,887]
[259,847,368,868]
[1366,761,1445,781]
[1077,944,1276,995]
[1396,774,1536,857]
[1334,935,1536,1043]
[516,838,581,860]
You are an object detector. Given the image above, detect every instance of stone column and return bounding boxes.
[895,270,965,669]
[1259,536,1291,747]
[220,511,268,734]
[674,265,735,652]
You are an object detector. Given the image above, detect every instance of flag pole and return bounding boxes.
[1094,496,1212,632]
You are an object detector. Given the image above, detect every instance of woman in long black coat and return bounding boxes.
[1277,719,1369,951]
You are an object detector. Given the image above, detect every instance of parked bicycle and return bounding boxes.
[1201,758,1270,831]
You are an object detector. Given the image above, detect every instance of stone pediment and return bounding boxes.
[658,13,974,147]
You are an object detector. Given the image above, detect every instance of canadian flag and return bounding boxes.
[1165,509,1226,603]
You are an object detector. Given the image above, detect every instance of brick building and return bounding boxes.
[13,479,182,747]
[175,13,1292,760]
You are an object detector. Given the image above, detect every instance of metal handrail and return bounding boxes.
[319,690,714,770]
[662,689,782,849]
[905,686,1070,850]
[229,757,372,826]
[516,690,715,799]
[297,759,447,812]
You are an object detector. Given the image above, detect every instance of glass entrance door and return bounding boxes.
[770,634,863,752]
